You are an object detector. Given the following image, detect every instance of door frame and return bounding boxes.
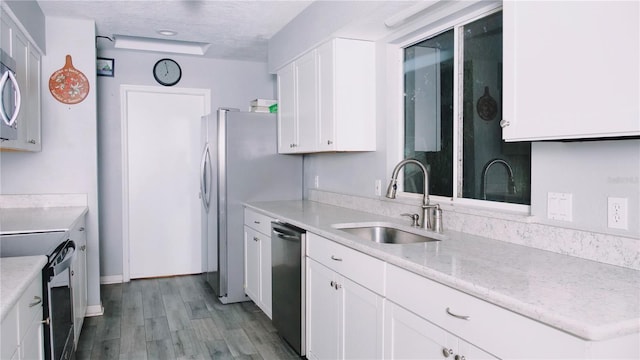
[120,85,211,282]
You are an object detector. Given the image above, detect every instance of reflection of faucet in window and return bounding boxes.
[482,159,516,200]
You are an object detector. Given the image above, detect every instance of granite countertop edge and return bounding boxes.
[245,200,640,342]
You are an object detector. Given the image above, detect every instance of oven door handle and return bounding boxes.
[50,243,76,276]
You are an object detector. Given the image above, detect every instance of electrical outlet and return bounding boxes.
[375,180,382,196]
[608,197,628,230]
[314,175,319,189]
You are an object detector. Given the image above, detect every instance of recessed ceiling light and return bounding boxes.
[157,29,177,36]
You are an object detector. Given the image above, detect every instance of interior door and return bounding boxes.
[123,86,210,279]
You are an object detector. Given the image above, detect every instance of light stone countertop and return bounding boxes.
[0,206,87,235]
[0,256,47,322]
[245,200,640,342]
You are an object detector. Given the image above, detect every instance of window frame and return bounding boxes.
[391,5,531,214]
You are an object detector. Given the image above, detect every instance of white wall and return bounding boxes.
[0,16,101,307]
[97,48,276,277]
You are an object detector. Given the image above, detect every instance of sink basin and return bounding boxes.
[332,222,443,244]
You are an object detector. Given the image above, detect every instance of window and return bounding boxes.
[403,11,531,206]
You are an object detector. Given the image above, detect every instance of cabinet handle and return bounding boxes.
[327,140,333,145]
[334,282,341,290]
[41,317,50,326]
[28,139,36,144]
[81,245,86,251]
[454,355,465,360]
[79,227,85,232]
[254,221,260,224]
[71,270,75,276]
[253,236,259,242]
[29,296,42,307]
[499,119,510,128]
[442,348,453,358]
[330,281,335,288]
[446,307,470,321]
[330,255,342,261]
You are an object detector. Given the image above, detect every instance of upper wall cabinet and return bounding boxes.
[277,38,376,154]
[502,1,639,141]
[0,7,42,152]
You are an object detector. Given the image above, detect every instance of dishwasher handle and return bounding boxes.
[272,228,299,240]
[271,222,305,241]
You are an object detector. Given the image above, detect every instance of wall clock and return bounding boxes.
[153,58,182,86]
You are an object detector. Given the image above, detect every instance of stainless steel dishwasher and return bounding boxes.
[271,221,306,356]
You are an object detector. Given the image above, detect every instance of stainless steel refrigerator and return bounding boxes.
[204,108,302,304]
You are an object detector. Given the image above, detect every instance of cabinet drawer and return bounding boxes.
[307,232,384,295]
[18,273,42,340]
[244,208,274,235]
[386,264,584,358]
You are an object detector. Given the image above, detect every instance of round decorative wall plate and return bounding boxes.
[49,55,90,104]
[476,86,497,121]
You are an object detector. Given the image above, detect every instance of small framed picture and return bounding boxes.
[96,57,114,77]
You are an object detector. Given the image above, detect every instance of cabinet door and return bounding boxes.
[20,321,44,360]
[244,226,261,303]
[317,41,335,151]
[384,301,454,360]
[295,50,318,153]
[277,62,297,153]
[24,45,41,150]
[306,259,340,360]
[259,232,272,318]
[502,1,639,141]
[71,221,87,346]
[340,276,383,359]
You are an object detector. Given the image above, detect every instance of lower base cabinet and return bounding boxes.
[70,217,87,346]
[0,272,44,360]
[306,258,383,360]
[384,300,495,360]
[301,233,637,360]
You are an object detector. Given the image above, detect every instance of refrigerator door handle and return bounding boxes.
[200,143,210,213]
[204,145,212,211]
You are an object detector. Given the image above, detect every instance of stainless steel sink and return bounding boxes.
[333,222,443,244]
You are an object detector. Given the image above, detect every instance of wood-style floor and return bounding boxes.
[76,274,300,360]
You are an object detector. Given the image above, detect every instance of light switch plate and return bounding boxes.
[547,192,573,222]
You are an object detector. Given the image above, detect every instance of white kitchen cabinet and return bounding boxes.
[0,272,44,360]
[243,208,274,318]
[277,38,376,154]
[317,38,375,152]
[384,300,495,360]
[502,1,639,141]
[277,61,298,153]
[306,233,384,360]
[70,216,87,346]
[385,264,640,359]
[0,7,42,152]
[277,50,318,153]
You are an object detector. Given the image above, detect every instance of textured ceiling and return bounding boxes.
[37,0,314,61]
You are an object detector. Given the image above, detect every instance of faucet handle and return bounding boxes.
[401,213,420,227]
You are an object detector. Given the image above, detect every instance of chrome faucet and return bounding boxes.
[481,158,517,200]
[386,159,442,232]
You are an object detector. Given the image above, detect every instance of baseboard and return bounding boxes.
[86,304,104,317]
[100,275,123,284]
